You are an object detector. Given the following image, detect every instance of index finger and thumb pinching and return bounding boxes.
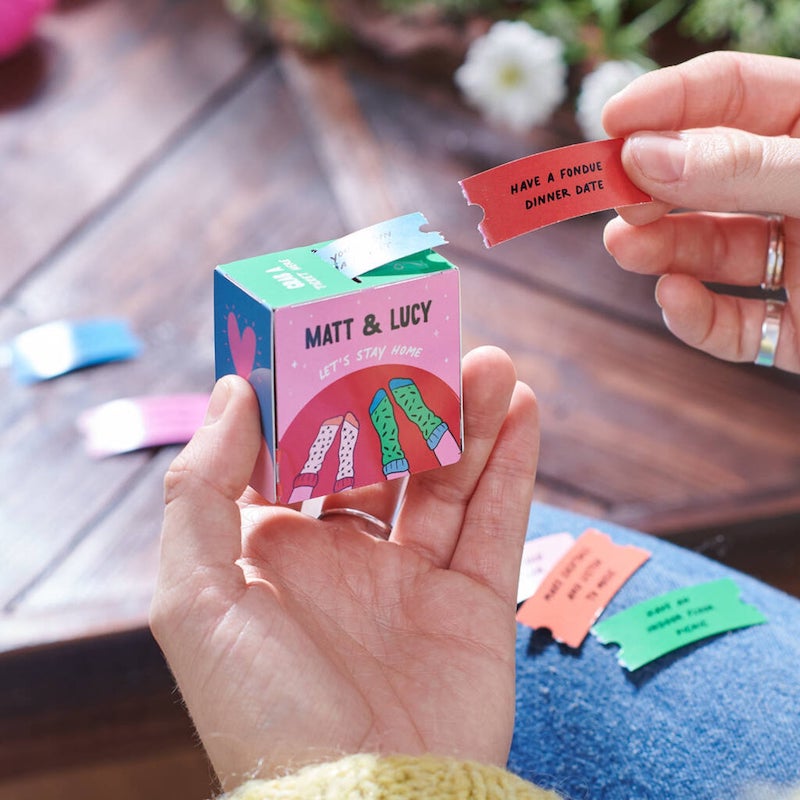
[620,129,800,223]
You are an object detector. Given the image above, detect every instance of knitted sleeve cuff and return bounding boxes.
[222,753,563,799]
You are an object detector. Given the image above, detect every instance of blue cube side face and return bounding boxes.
[214,269,277,498]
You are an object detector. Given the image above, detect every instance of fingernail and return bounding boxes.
[629,132,687,183]
[654,276,676,333]
[654,274,667,308]
[204,378,231,425]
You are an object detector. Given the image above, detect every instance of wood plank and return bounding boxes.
[315,64,800,532]
[5,449,173,653]
[0,0,252,296]
[0,629,196,779]
[2,11,797,787]
[0,746,214,800]
[17,248,800,645]
[0,60,343,611]
[278,49,399,229]
[4,26,799,663]
[612,487,800,537]
[457,258,800,524]
[666,512,800,598]
[346,63,666,329]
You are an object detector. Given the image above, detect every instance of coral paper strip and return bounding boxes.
[78,393,210,457]
[516,528,650,648]
[460,138,651,246]
[592,578,767,671]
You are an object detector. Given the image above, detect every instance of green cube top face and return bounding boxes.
[217,243,456,309]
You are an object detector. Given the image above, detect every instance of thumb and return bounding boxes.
[153,375,263,607]
[621,129,800,218]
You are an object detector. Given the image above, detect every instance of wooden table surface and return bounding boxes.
[2,0,799,780]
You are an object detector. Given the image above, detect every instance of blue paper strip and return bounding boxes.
[314,212,447,279]
[8,318,143,383]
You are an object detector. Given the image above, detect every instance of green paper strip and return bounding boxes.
[591,578,767,671]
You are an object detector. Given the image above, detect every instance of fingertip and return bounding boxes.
[600,90,628,139]
[510,379,538,424]
[509,380,540,463]
[165,374,262,507]
[202,375,232,426]
[604,215,666,275]
[462,347,518,410]
[614,199,672,228]
[603,214,626,256]
[204,374,257,424]
[654,274,712,346]
[600,79,639,138]
[654,273,672,309]
[463,344,516,376]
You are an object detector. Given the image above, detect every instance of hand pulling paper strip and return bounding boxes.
[591,578,767,671]
[314,212,448,278]
[460,138,651,247]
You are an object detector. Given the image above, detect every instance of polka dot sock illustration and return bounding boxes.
[389,377,460,466]
[288,415,343,502]
[389,378,448,446]
[333,412,359,493]
[369,389,409,479]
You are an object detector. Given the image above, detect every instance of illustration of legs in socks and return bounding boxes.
[288,415,343,503]
[389,377,460,465]
[333,412,359,493]
[369,389,410,480]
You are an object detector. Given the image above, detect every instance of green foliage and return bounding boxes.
[378,0,492,11]
[681,0,800,56]
[224,0,800,60]
[519,0,683,64]
[224,0,343,50]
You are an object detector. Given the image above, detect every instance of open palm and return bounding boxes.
[151,347,539,789]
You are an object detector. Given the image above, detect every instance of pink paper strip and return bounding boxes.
[516,528,651,648]
[517,533,575,604]
[78,393,210,457]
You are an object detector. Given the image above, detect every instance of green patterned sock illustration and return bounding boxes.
[369,389,408,477]
[389,377,448,448]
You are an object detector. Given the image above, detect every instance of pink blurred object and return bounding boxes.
[0,0,55,60]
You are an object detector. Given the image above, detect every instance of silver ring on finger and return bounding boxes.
[761,214,785,291]
[755,299,785,367]
[318,507,393,540]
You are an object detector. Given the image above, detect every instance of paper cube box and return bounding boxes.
[214,239,462,504]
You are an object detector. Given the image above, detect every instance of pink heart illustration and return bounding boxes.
[227,312,256,378]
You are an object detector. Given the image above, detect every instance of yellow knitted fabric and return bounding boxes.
[223,753,563,799]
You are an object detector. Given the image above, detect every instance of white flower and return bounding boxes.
[576,60,649,141]
[455,21,567,134]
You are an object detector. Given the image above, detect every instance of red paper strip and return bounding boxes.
[516,528,650,648]
[460,138,651,247]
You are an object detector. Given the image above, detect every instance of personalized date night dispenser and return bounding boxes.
[214,213,462,504]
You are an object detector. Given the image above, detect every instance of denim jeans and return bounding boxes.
[509,503,800,800]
